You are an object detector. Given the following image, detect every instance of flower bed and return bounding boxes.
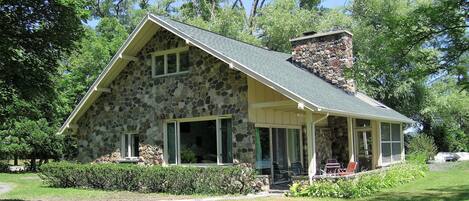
[289,162,428,198]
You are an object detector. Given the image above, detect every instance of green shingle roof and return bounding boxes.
[153,15,413,123]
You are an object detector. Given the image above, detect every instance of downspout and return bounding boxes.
[309,113,329,184]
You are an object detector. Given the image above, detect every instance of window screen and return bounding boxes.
[381,122,402,164]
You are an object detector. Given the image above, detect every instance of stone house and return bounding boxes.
[58,14,413,184]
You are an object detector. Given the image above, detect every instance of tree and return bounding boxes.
[421,77,469,152]
[0,119,63,170]
[183,8,261,46]
[299,0,321,10]
[91,0,137,26]
[0,0,88,125]
[0,0,87,165]
[257,0,316,52]
[57,17,128,121]
[350,0,468,118]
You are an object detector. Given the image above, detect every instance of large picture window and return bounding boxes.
[164,117,233,165]
[121,134,139,158]
[152,47,191,77]
[380,123,402,164]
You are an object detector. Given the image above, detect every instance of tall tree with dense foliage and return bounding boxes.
[57,17,128,120]
[350,0,468,118]
[421,77,469,152]
[0,0,88,124]
[0,0,88,165]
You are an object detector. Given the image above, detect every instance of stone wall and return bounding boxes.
[315,116,349,172]
[291,31,356,94]
[75,29,255,164]
[328,116,349,165]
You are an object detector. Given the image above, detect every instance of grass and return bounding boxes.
[356,161,469,201]
[0,173,199,200]
[0,162,468,201]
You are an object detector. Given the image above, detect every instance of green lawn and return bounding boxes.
[0,173,198,200]
[356,161,469,201]
[0,162,468,201]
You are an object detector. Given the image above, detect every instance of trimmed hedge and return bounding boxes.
[289,162,428,198]
[39,162,258,195]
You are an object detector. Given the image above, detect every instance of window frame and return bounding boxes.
[151,47,190,78]
[380,122,403,166]
[121,133,139,159]
[163,115,233,166]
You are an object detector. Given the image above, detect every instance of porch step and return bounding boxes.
[268,183,290,194]
[268,189,288,194]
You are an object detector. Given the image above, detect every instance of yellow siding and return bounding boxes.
[247,77,304,126]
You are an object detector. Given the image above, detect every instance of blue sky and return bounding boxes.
[320,0,348,8]
[86,0,348,27]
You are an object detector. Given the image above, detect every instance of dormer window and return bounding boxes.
[152,47,190,77]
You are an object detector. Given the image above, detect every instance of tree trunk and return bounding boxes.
[232,0,244,9]
[14,156,18,166]
[30,158,36,172]
[248,0,259,34]
[210,0,217,20]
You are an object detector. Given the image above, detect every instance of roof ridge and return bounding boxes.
[154,14,288,55]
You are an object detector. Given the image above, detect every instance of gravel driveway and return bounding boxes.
[0,183,12,195]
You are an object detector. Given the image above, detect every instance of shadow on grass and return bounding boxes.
[0,199,25,201]
[367,185,469,201]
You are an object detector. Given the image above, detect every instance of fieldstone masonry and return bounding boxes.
[76,29,255,164]
[291,31,356,94]
[315,116,349,171]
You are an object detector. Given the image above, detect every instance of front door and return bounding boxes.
[355,130,373,171]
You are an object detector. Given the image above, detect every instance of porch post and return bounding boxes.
[306,111,315,183]
[347,117,355,162]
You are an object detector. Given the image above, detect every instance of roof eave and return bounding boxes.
[316,107,414,124]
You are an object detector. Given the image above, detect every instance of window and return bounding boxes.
[255,128,271,175]
[287,129,301,164]
[164,117,233,165]
[355,119,371,128]
[152,47,191,77]
[381,123,402,164]
[121,134,139,158]
[167,122,177,164]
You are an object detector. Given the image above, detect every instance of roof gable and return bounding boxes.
[59,14,412,134]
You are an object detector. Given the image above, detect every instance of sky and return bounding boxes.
[86,0,348,27]
[320,0,348,8]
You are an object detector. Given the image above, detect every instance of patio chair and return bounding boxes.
[290,162,303,176]
[321,159,341,175]
[326,159,338,163]
[338,162,358,176]
[273,162,289,182]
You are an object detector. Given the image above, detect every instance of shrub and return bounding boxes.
[39,162,258,195]
[407,134,437,162]
[0,161,9,173]
[289,162,427,199]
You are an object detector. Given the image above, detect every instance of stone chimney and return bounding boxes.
[290,30,356,94]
